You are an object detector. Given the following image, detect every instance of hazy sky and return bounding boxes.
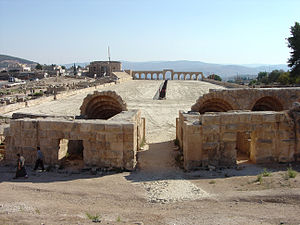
[0,0,299,65]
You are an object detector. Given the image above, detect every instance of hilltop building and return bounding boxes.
[89,61,121,78]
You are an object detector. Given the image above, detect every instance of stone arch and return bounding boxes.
[146,73,151,80]
[140,73,145,79]
[197,98,234,114]
[173,73,178,80]
[153,73,158,80]
[251,96,283,111]
[80,91,127,119]
[186,74,191,80]
[179,74,184,80]
[165,71,172,80]
[198,73,204,80]
[159,73,163,80]
[191,74,196,80]
[134,73,139,79]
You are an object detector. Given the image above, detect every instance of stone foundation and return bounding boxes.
[177,110,300,170]
[4,110,145,170]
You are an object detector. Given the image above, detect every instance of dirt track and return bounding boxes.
[1,80,300,224]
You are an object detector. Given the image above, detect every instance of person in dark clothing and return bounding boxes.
[34,147,45,171]
[14,153,28,179]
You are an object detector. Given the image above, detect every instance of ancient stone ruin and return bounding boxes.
[177,88,300,170]
[80,91,127,119]
[125,69,205,80]
[191,88,300,113]
[4,91,145,170]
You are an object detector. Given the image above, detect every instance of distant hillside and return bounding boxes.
[1,54,289,79]
[0,54,37,68]
[121,60,289,78]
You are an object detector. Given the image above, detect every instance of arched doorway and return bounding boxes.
[198,98,233,114]
[251,96,283,111]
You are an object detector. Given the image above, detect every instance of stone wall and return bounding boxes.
[192,88,300,113]
[177,110,300,170]
[4,109,145,170]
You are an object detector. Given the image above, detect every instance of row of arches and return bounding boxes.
[197,96,284,114]
[133,71,204,80]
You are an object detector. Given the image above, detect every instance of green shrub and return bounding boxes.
[33,91,43,97]
[116,216,121,222]
[262,168,271,177]
[86,212,101,223]
[287,167,297,178]
[256,174,263,184]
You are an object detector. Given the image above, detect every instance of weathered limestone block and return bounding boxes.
[202,125,219,134]
[105,124,123,133]
[22,120,38,130]
[91,123,105,132]
[109,141,124,152]
[238,114,251,123]
[38,120,54,130]
[251,114,263,123]
[202,114,221,125]
[221,114,239,124]
[262,113,277,123]
[106,133,123,143]
[222,132,237,142]
[277,139,296,162]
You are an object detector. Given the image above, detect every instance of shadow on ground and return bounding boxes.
[1,138,300,185]
[125,162,300,183]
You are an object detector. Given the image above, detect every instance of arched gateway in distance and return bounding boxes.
[124,69,205,80]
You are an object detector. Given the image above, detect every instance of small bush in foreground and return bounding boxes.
[287,167,297,178]
[262,168,271,177]
[256,174,263,184]
[86,212,101,223]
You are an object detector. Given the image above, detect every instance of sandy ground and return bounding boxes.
[1,80,300,224]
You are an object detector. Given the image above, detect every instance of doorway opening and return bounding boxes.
[58,139,84,168]
[236,131,251,164]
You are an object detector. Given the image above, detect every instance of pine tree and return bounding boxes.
[287,22,300,83]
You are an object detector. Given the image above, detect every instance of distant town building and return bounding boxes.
[89,61,121,78]
[7,63,31,72]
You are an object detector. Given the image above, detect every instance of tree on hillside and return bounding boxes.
[35,63,43,70]
[268,70,284,83]
[207,74,222,81]
[278,72,290,85]
[257,71,269,84]
[287,22,300,83]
